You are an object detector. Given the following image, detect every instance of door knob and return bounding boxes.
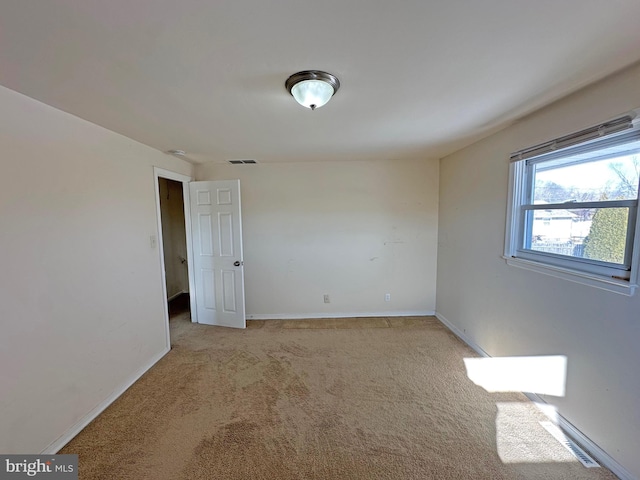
[234,261,241,266]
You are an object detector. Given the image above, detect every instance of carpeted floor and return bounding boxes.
[60,301,617,479]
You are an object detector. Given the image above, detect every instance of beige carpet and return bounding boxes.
[60,311,617,479]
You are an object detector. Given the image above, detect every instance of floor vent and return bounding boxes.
[540,421,600,468]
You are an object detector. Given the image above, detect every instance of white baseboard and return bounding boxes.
[434,312,490,357]
[167,290,188,302]
[524,392,635,480]
[435,311,634,480]
[41,346,171,454]
[247,311,435,320]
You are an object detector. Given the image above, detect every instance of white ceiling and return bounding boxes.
[1,1,640,164]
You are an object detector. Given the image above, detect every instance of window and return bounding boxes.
[505,113,640,295]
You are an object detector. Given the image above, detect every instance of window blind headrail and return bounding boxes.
[510,115,634,162]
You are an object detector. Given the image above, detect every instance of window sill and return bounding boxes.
[503,256,637,296]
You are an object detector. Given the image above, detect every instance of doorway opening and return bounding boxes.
[154,167,197,349]
[154,170,246,337]
[158,177,188,303]
[158,176,191,327]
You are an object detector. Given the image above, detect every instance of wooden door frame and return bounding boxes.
[153,167,198,350]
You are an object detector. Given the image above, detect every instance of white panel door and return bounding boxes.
[189,180,245,328]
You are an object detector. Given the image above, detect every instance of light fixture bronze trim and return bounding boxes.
[285,70,340,110]
[285,70,340,95]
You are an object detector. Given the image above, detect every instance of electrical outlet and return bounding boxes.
[323,294,330,304]
[385,293,391,302]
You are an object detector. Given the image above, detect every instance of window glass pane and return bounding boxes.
[525,207,629,265]
[532,153,639,204]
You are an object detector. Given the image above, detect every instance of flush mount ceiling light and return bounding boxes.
[167,149,186,156]
[285,70,340,110]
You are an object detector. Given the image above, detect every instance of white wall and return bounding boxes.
[196,159,439,317]
[437,62,640,478]
[0,85,192,453]
[158,178,189,299]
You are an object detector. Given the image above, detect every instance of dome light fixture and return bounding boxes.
[167,149,186,157]
[285,70,340,110]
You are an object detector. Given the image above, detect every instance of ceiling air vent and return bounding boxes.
[228,159,257,165]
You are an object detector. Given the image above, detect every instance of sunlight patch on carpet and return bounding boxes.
[540,421,600,468]
[495,402,578,464]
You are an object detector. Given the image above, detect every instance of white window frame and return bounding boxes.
[504,113,640,296]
